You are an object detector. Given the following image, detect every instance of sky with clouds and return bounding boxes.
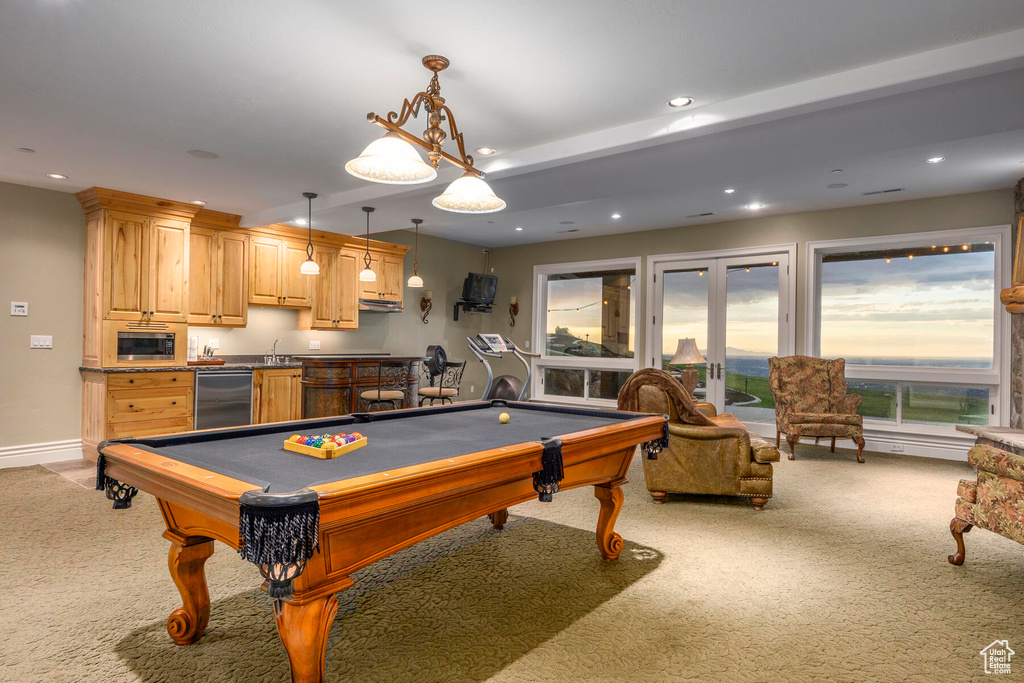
[545,250,994,365]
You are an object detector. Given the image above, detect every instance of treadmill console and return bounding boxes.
[476,333,509,352]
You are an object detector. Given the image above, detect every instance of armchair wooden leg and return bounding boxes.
[649,491,666,504]
[750,496,768,511]
[948,517,973,565]
[830,437,836,452]
[853,435,865,463]
[775,431,781,448]
[786,434,798,460]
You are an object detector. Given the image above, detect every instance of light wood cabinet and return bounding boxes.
[298,246,359,331]
[81,369,194,460]
[189,227,249,326]
[254,368,302,423]
[356,251,404,304]
[102,211,189,323]
[249,237,312,307]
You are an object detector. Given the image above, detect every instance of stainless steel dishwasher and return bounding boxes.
[194,370,254,430]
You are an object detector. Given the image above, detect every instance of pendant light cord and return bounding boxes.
[362,207,374,269]
[302,192,318,260]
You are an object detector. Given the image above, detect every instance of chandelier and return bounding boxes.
[345,55,506,214]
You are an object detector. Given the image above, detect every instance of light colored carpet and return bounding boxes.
[1,445,1022,682]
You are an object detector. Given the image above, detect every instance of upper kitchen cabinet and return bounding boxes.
[249,236,312,308]
[357,250,405,305]
[298,246,358,330]
[189,221,249,327]
[77,189,200,326]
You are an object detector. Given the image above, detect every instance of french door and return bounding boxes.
[648,247,795,429]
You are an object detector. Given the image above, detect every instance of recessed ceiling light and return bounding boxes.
[611,213,622,219]
[45,173,68,179]
[826,183,848,189]
[17,148,35,153]
[186,149,219,159]
[514,226,524,231]
[926,156,945,164]
[294,218,308,226]
[667,97,694,108]
[723,188,736,194]
[746,203,766,210]
[475,147,496,155]
[190,200,207,206]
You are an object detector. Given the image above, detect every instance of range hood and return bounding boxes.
[358,298,403,312]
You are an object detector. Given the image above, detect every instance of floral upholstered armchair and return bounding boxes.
[949,444,1024,566]
[767,356,866,463]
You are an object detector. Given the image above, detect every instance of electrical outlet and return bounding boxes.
[890,444,904,453]
[470,385,475,393]
[11,302,28,316]
[308,340,321,350]
[30,335,52,349]
[524,340,530,349]
[207,339,219,350]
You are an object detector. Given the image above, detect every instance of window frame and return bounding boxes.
[805,225,1011,432]
[532,257,642,406]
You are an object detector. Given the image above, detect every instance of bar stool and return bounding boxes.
[418,360,466,406]
[359,360,412,412]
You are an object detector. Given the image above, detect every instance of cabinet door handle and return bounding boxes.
[128,404,134,408]
[128,379,134,384]
[172,377,177,382]
[171,401,176,405]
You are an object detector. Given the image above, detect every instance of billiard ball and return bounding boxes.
[499,412,510,424]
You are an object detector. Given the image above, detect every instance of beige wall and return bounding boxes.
[489,189,1015,373]
[0,181,85,447]
[190,229,493,396]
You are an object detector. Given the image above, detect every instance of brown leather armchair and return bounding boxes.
[949,444,1024,566]
[636,384,780,509]
[767,355,866,463]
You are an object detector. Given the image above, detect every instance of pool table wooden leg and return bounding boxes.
[165,534,214,645]
[488,508,509,530]
[274,592,340,683]
[594,479,626,560]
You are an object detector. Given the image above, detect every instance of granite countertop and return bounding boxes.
[80,353,428,373]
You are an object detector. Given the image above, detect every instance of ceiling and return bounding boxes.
[1,1,1023,246]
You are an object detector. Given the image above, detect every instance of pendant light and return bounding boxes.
[431,172,506,213]
[358,207,377,283]
[345,132,437,185]
[407,218,424,288]
[299,192,320,275]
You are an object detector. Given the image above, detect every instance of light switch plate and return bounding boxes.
[207,339,219,349]
[30,335,52,349]
[11,302,28,316]
[308,340,321,350]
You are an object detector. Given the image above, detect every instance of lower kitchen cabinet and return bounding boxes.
[81,369,194,460]
[253,367,302,423]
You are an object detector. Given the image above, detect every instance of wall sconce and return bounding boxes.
[509,295,519,327]
[420,290,433,324]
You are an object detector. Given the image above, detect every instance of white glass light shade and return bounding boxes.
[299,258,320,275]
[359,267,377,282]
[407,273,424,288]
[431,173,506,213]
[345,133,437,185]
[669,338,706,365]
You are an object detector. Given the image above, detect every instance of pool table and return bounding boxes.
[96,400,667,683]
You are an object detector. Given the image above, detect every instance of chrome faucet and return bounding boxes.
[271,339,282,364]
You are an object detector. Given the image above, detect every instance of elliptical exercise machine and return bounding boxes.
[467,334,540,401]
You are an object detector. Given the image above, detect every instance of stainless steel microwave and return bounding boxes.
[117,331,176,362]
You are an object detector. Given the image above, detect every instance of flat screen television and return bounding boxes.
[461,272,498,304]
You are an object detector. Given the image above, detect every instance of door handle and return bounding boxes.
[716,363,723,380]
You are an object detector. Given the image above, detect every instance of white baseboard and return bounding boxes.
[746,423,972,461]
[0,439,84,469]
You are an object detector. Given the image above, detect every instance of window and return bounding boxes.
[533,258,640,405]
[808,227,1009,432]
